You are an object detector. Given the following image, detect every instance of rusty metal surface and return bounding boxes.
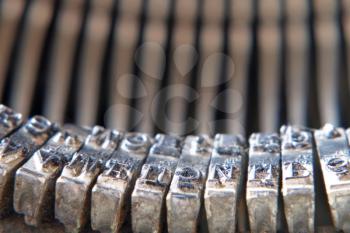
[0,105,349,233]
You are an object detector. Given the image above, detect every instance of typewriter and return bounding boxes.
[0,0,349,232]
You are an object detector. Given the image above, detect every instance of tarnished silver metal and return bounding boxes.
[13,127,88,226]
[91,132,152,233]
[314,124,350,231]
[204,134,246,233]
[55,126,122,233]
[166,135,212,233]
[0,116,57,218]
[246,133,281,233]
[280,125,315,233]
[0,104,23,139]
[131,134,182,233]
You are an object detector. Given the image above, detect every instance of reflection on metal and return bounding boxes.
[166,135,212,233]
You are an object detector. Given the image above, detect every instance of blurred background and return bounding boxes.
[0,0,349,136]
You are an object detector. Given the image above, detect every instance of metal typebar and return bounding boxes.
[107,0,143,131]
[91,132,151,233]
[314,0,340,125]
[76,0,114,126]
[196,0,224,134]
[10,0,55,117]
[133,0,170,134]
[1,105,350,232]
[280,125,315,233]
[258,0,281,132]
[44,0,86,123]
[314,124,350,232]
[55,126,122,233]
[13,126,88,226]
[165,0,197,135]
[227,0,253,136]
[166,135,212,233]
[246,132,281,232]
[0,115,58,218]
[0,0,26,99]
[131,134,182,233]
[205,134,247,233]
[285,0,309,125]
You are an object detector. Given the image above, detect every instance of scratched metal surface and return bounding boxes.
[0,104,344,233]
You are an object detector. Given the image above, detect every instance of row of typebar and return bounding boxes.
[0,104,349,233]
[1,0,350,136]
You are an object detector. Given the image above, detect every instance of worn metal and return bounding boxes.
[13,127,88,226]
[131,134,182,233]
[246,133,281,233]
[0,104,23,139]
[166,135,212,233]
[314,124,350,232]
[0,115,58,218]
[204,134,246,233]
[91,132,152,233]
[280,125,315,233]
[55,126,122,233]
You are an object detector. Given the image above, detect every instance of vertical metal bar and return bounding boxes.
[131,134,182,233]
[343,0,350,97]
[91,132,152,233]
[165,0,197,135]
[107,0,143,131]
[10,0,55,117]
[133,0,170,134]
[314,0,340,125]
[227,0,253,135]
[285,0,309,125]
[280,125,315,232]
[166,135,212,233]
[76,0,114,126]
[196,0,224,134]
[258,0,281,132]
[0,0,26,99]
[246,133,281,232]
[44,0,86,123]
[205,134,246,233]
